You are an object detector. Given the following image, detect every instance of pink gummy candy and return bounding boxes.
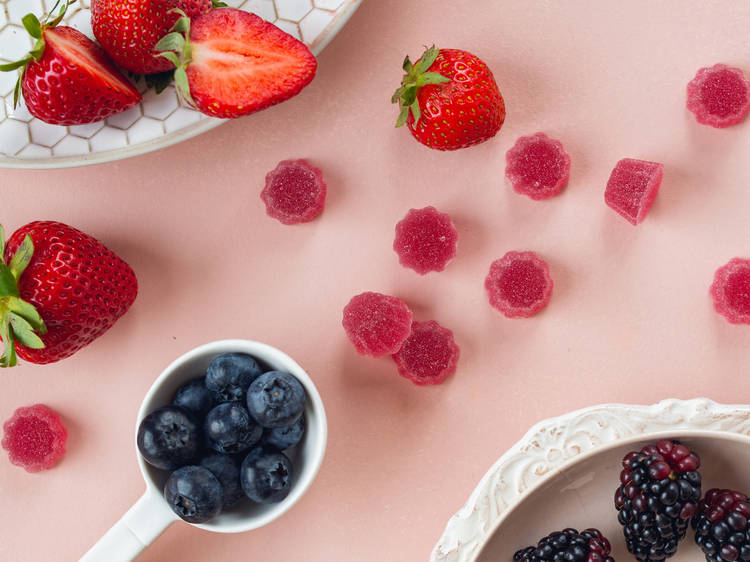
[2,404,67,473]
[392,320,460,386]
[710,258,750,324]
[505,132,571,200]
[687,64,750,128]
[342,292,413,357]
[393,206,458,274]
[485,251,553,318]
[604,158,664,225]
[261,159,327,225]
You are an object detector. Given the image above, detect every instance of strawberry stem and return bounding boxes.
[392,46,450,128]
[155,10,197,108]
[0,227,47,368]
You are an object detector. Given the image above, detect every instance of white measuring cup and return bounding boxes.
[80,339,328,562]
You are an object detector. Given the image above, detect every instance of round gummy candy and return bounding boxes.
[392,320,460,385]
[2,404,67,473]
[393,206,458,274]
[687,64,750,128]
[261,159,327,225]
[710,258,750,324]
[485,251,553,318]
[342,292,413,357]
[505,132,571,200]
[604,158,663,225]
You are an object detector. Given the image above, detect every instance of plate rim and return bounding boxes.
[0,0,362,170]
[430,398,750,562]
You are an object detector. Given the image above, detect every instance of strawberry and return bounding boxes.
[155,8,317,119]
[0,1,141,126]
[0,222,138,366]
[392,46,506,150]
[91,0,215,75]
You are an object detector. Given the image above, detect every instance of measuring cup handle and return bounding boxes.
[79,489,176,562]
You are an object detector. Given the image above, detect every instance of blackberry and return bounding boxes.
[693,488,750,562]
[615,440,702,561]
[513,528,614,562]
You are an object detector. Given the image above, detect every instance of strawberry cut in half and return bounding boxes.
[0,1,141,126]
[0,221,138,366]
[155,8,317,119]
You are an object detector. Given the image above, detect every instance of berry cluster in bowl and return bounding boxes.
[136,352,308,523]
[515,440,750,562]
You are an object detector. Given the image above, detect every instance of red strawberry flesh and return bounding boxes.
[185,9,317,118]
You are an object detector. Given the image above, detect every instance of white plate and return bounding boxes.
[431,398,750,562]
[0,0,361,169]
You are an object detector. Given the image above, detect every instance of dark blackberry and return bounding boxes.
[513,528,614,562]
[692,488,750,562]
[615,440,702,561]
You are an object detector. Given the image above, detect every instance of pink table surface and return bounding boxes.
[3,1,750,560]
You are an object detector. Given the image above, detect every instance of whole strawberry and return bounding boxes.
[155,8,317,118]
[0,222,138,366]
[0,1,141,126]
[392,46,506,150]
[91,0,215,75]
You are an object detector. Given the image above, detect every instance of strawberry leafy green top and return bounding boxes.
[391,46,450,128]
[0,225,47,368]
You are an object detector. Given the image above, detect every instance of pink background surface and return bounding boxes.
[3,1,750,560]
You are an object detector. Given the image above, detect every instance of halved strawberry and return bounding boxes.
[156,8,317,119]
[0,1,141,126]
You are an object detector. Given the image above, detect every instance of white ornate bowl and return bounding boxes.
[0,0,362,168]
[432,399,750,562]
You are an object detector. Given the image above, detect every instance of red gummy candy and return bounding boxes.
[710,258,750,324]
[604,158,664,225]
[342,292,413,357]
[485,251,553,318]
[261,159,327,225]
[505,132,571,200]
[687,64,750,128]
[2,404,67,473]
[392,320,460,385]
[393,206,458,274]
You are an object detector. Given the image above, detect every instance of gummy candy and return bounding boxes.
[710,258,750,324]
[261,159,327,225]
[2,404,67,472]
[485,251,553,318]
[342,292,412,357]
[505,132,571,200]
[687,64,750,128]
[393,206,458,274]
[604,158,663,225]
[392,320,460,385]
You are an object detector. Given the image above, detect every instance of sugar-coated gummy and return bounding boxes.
[505,132,571,200]
[604,158,664,225]
[392,320,460,385]
[710,258,750,324]
[687,64,750,128]
[485,251,553,318]
[261,159,326,225]
[2,404,67,473]
[393,206,458,274]
[342,292,413,357]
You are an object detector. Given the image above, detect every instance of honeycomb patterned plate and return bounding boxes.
[0,0,361,168]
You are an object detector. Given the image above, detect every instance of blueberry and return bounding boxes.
[205,353,263,402]
[137,406,200,470]
[246,371,306,428]
[204,402,262,455]
[164,466,224,523]
[172,377,216,418]
[200,453,244,509]
[263,415,305,450]
[240,446,293,504]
